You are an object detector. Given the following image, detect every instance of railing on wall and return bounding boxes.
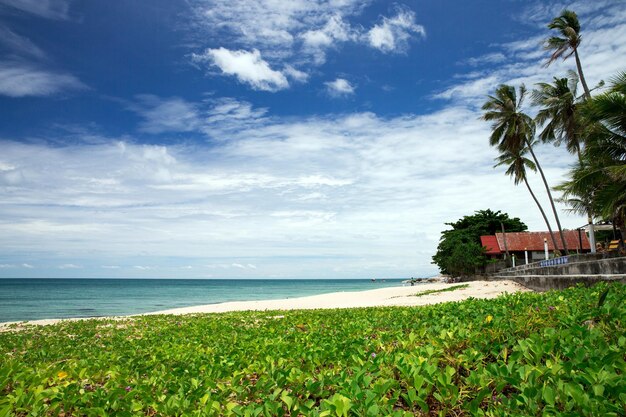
[539,256,569,267]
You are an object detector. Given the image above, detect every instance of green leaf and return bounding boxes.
[543,386,555,406]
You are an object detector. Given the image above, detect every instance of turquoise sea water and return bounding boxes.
[0,278,408,323]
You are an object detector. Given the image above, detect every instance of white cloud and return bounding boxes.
[194,48,289,91]
[129,96,267,136]
[0,0,71,20]
[367,9,425,53]
[187,1,426,87]
[188,0,369,57]
[301,14,355,64]
[283,65,309,83]
[0,103,587,278]
[0,62,85,97]
[325,78,355,96]
[58,263,81,269]
[21,263,34,269]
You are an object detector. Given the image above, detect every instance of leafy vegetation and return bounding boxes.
[411,284,469,297]
[2,283,624,416]
[432,209,527,276]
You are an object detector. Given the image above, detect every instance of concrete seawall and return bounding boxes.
[485,254,626,291]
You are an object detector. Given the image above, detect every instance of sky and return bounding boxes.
[0,0,625,279]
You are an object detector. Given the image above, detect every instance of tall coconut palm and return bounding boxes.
[545,10,591,98]
[494,145,560,251]
[482,84,568,253]
[532,73,597,252]
[532,73,583,158]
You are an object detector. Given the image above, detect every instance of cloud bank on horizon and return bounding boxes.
[0,0,625,278]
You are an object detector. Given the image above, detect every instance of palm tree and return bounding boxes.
[532,73,582,158]
[559,72,626,243]
[482,84,568,254]
[494,146,560,251]
[532,73,597,252]
[585,71,626,144]
[545,10,591,98]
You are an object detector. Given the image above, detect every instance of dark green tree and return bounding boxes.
[432,209,527,276]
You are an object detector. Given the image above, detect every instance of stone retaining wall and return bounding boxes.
[485,254,626,291]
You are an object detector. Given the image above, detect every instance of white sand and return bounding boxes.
[0,280,528,330]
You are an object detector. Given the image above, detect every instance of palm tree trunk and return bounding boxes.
[523,176,559,253]
[574,49,591,99]
[574,50,597,249]
[575,155,597,253]
[525,139,569,254]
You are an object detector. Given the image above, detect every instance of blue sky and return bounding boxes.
[1,0,625,278]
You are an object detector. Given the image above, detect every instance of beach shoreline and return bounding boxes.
[0,279,529,330]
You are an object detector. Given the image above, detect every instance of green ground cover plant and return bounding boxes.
[411,284,469,297]
[1,283,625,416]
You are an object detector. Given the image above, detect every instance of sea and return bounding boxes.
[0,278,409,323]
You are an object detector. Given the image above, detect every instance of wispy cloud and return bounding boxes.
[0,62,85,97]
[0,0,71,20]
[128,95,267,137]
[435,2,626,107]
[0,26,46,59]
[131,95,201,133]
[58,263,81,269]
[0,0,85,98]
[461,53,506,67]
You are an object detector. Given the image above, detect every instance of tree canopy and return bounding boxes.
[432,210,527,276]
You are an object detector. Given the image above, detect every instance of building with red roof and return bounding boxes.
[480,235,502,256]
[480,230,591,262]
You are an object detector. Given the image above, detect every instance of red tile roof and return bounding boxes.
[495,231,590,252]
[480,235,502,255]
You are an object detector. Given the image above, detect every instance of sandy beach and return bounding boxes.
[0,280,528,330]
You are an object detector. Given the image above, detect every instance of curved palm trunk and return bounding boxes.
[525,139,569,254]
[574,49,591,99]
[574,50,597,252]
[523,176,560,253]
